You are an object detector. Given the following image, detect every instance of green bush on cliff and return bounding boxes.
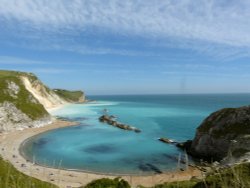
[0,70,48,120]
[0,156,57,188]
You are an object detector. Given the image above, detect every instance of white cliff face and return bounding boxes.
[78,95,85,103]
[6,81,20,98]
[0,101,52,132]
[21,76,68,110]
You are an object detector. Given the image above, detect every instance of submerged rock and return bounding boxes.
[159,138,177,144]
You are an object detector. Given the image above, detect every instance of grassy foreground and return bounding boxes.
[0,153,249,188]
[85,163,250,188]
[0,157,57,188]
[141,162,250,188]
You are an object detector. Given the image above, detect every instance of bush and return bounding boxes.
[84,177,130,188]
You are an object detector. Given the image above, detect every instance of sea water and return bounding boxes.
[21,94,250,175]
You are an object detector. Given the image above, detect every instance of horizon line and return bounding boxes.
[88,92,250,96]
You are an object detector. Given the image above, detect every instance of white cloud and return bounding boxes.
[0,56,45,65]
[1,0,250,54]
[30,68,75,74]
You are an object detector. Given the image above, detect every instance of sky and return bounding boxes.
[0,0,250,95]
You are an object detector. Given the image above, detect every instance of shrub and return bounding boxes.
[84,177,130,188]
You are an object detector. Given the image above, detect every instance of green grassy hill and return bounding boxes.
[53,89,85,103]
[0,157,57,188]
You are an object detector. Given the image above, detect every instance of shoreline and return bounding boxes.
[46,103,69,113]
[0,120,203,188]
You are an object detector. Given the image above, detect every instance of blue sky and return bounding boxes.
[1,0,250,95]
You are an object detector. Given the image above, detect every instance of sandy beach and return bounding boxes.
[0,120,203,188]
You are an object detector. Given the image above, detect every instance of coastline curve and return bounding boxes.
[0,120,202,188]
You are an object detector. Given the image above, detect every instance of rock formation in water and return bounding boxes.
[0,70,85,132]
[99,115,141,133]
[178,106,250,164]
[158,138,177,144]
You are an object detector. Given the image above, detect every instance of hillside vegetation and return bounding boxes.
[0,157,57,188]
[0,70,48,120]
[53,89,85,103]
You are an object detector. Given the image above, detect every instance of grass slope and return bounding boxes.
[0,70,48,120]
[53,89,84,102]
[0,157,57,188]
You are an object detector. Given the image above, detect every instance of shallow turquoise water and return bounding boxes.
[21,94,250,175]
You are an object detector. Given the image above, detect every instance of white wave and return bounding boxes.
[50,101,118,117]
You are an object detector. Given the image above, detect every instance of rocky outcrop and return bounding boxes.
[0,101,52,132]
[6,81,20,98]
[181,106,250,163]
[99,115,141,133]
[158,138,177,144]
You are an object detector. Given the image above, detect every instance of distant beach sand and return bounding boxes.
[0,120,203,188]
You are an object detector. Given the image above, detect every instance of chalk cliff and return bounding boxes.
[0,70,85,132]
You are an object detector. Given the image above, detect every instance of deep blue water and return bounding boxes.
[21,94,250,175]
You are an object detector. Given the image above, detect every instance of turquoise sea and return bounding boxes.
[21,94,250,175]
